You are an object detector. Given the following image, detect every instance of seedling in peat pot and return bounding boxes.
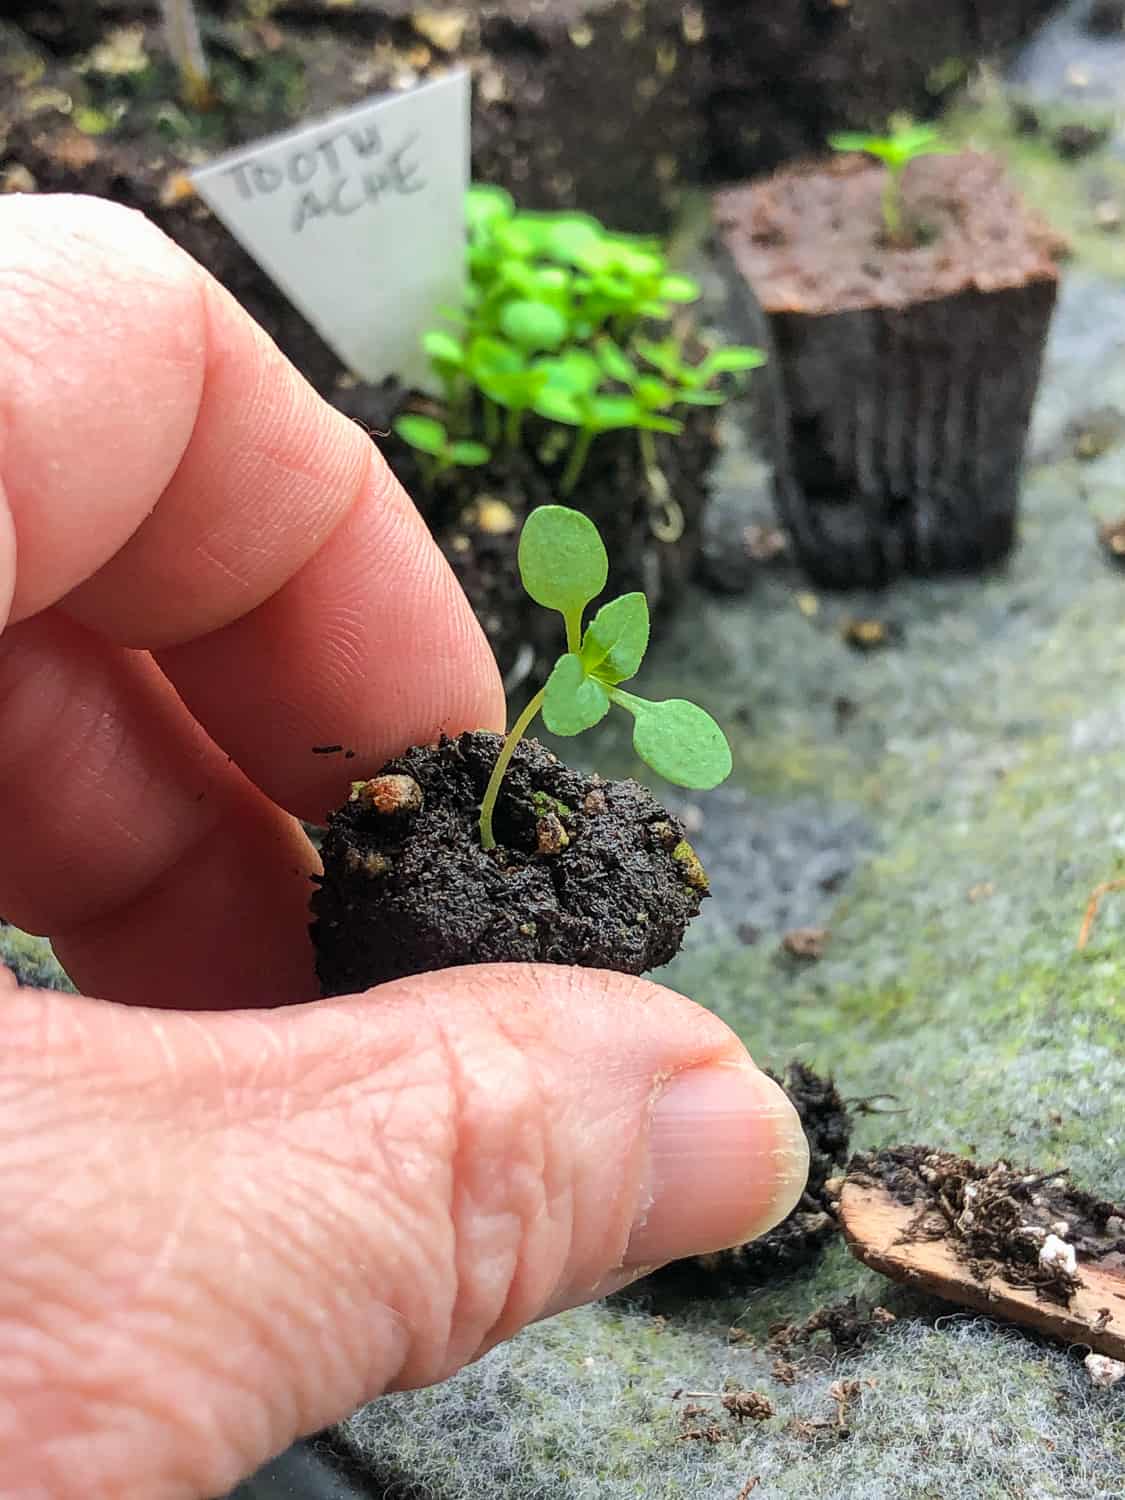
[392,414,490,485]
[828,122,948,246]
[478,505,732,849]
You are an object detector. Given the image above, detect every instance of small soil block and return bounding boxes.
[310,732,710,994]
[839,1146,1125,1359]
[715,152,1064,587]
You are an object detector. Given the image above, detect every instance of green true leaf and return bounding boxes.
[634,376,675,410]
[701,346,766,376]
[500,299,569,352]
[533,387,584,426]
[422,330,465,368]
[518,505,608,615]
[448,440,491,466]
[635,412,684,434]
[658,273,701,303]
[620,696,733,789]
[537,349,602,396]
[589,393,643,431]
[542,654,611,735]
[634,337,683,378]
[393,414,448,456]
[596,339,637,385]
[546,217,606,267]
[674,390,726,408]
[466,184,515,234]
[580,592,650,684]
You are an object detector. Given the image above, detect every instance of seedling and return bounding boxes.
[392,414,490,484]
[828,122,948,245]
[478,505,732,849]
[400,186,764,497]
[158,0,213,110]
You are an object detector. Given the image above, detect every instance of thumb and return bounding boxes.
[0,963,808,1500]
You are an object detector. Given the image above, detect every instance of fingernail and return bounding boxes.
[625,1062,810,1266]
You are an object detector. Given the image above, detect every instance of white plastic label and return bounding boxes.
[191,71,470,388]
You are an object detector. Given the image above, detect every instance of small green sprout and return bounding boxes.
[478,505,732,850]
[828,122,948,244]
[392,414,490,483]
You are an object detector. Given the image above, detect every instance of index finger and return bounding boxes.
[0,194,504,820]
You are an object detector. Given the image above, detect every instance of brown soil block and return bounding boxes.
[715,152,1064,588]
[310,732,710,995]
[839,1146,1125,1360]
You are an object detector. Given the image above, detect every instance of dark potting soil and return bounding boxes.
[847,1145,1125,1305]
[310,733,711,995]
[648,1063,852,1291]
[714,152,1065,588]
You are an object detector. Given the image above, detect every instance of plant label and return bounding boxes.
[191,71,469,388]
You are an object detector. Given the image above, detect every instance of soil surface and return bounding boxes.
[310,732,710,994]
[847,1144,1125,1305]
[716,151,1064,318]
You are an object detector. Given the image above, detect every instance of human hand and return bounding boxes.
[0,195,809,1500]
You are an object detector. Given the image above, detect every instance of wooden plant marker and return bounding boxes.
[838,1181,1125,1360]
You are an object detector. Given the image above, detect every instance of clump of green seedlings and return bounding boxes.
[478,505,732,850]
[828,121,949,246]
[394,186,764,496]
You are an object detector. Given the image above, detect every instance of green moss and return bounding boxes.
[671,838,709,892]
[530,790,574,821]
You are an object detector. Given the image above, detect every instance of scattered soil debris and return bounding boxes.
[841,617,900,652]
[1086,1352,1125,1388]
[768,1296,897,1357]
[1098,520,1125,564]
[1053,121,1109,160]
[722,1390,773,1424]
[781,926,829,960]
[839,1146,1125,1358]
[744,524,788,563]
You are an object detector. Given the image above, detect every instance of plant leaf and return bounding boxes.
[700,345,766,376]
[542,654,611,735]
[519,505,608,615]
[466,184,515,234]
[422,330,465,368]
[448,441,491,466]
[500,300,569,352]
[596,339,637,385]
[658,274,701,303]
[619,697,732,789]
[581,593,649,684]
[393,414,447,456]
[533,388,584,426]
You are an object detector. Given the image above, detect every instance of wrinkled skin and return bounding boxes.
[0,195,808,1500]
